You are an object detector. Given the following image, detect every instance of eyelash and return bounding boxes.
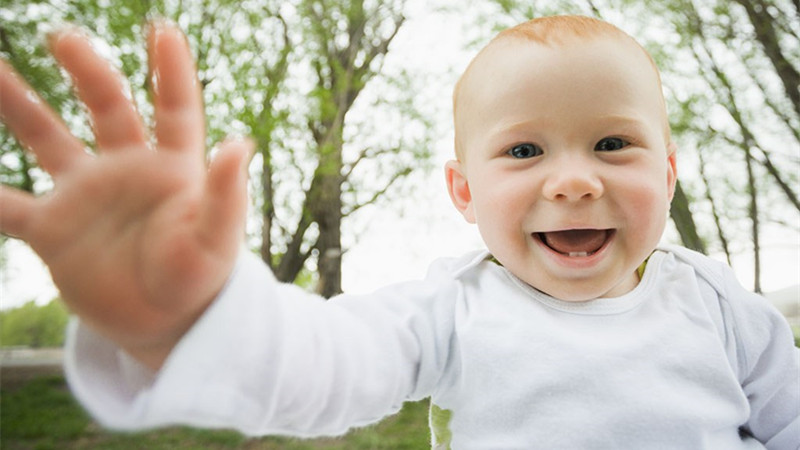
[506,137,632,159]
[594,137,631,152]
[507,143,543,159]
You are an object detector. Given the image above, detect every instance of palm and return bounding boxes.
[0,24,251,368]
[34,152,216,348]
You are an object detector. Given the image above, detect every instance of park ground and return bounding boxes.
[0,354,431,450]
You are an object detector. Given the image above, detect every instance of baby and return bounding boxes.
[0,15,797,449]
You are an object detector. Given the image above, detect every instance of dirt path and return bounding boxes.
[1,348,64,388]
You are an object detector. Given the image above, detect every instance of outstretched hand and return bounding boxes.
[0,22,252,369]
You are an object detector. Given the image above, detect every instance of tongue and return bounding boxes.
[542,229,608,255]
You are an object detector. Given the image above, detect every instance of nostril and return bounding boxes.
[548,188,599,202]
[542,165,604,201]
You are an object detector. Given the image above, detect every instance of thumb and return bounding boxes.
[197,136,253,251]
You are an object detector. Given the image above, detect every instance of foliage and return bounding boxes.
[650,0,799,292]
[0,300,69,348]
[1,375,431,449]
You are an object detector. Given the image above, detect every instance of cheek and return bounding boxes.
[470,175,536,250]
[472,175,534,222]
[617,173,670,239]
[621,158,671,207]
[489,166,540,198]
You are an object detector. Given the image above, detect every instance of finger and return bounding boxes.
[0,185,37,239]
[50,27,148,153]
[0,60,88,175]
[148,21,205,153]
[196,137,253,251]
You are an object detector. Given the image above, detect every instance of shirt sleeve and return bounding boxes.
[721,267,800,449]
[64,249,460,437]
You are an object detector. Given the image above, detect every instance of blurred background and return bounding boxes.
[0,0,798,446]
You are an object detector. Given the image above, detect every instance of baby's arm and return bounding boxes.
[738,309,800,448]
[66,250,457,435]
[0,22,251,370]
[720,268,800,448]
[2,24,455,436]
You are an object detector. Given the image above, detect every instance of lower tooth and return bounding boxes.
[568,252,589,257]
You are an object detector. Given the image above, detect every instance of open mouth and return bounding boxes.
[536,229,614,257]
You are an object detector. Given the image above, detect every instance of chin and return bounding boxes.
[537,278,630,302]
[548,289,606,302]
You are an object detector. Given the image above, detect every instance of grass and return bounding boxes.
[1,375,431,449]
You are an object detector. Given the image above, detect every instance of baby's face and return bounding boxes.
[446,36,676,301]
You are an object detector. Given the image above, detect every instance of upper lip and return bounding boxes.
[533,226,612,233]
[533,228,615,255]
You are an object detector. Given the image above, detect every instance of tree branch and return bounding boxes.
[342,145,401,180]
[343,166,412,217]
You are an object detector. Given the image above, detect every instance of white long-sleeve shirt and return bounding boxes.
[65,246,800,449]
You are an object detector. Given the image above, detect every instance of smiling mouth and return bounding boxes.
[536,229,614,257]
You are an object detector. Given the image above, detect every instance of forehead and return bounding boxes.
[454,16,660,105]
[453,34,667,156]
[461,34,661,110]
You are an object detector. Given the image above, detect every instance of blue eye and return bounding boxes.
[595,137,629,151]
[508,143,543,159]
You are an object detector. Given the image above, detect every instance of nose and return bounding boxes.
[541,157,604,202]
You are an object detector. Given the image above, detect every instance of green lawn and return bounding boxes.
[1,375,431,449]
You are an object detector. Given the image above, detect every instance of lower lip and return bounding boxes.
[534,230,615,269]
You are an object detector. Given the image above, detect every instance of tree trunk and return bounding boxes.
[313,171,343,297]
[256,15,291,271]
[670,180,707,254]
[299,0,405,296]
[698,147,732,265]
[745,146,762,293]
[275,210,314,283]
[260,145,275,268]
[730,0,800,118]
[309,119,346,297]
[755,147,800,212]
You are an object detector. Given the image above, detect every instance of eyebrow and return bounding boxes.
[480,118,552,153]
[491,114,649,135]
[594,114,666,141]
[484,116,555,140]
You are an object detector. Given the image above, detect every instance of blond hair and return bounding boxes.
[498,15,628,44]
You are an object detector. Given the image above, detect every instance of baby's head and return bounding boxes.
[445,16,677,301]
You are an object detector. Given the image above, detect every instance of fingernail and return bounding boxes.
[146,19,166,96]
[226,135,256,159]
[43,23,84,50]
[225,134,250,143]
[146,17,192,97]
[146,17,165,38]
[146,17,182,44]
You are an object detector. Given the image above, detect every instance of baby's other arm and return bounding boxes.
[720,269,800,449]
[0,22,251,370]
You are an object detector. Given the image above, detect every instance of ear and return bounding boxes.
[666,141,678,202]
[445,160,476,224]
